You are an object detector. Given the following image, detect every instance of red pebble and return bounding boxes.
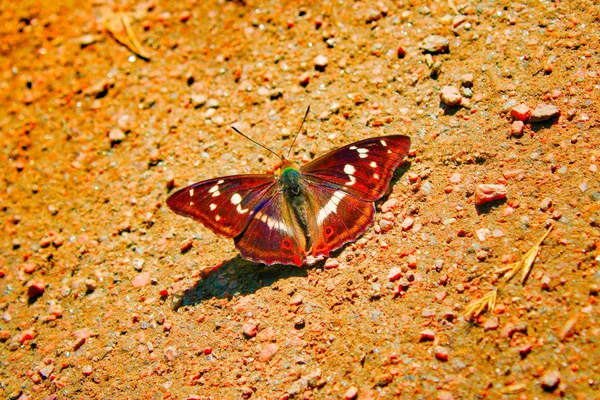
[475,184,507,205]
[419,329,435,341]
[434,346,449,361]
[27,281,45,298]
[483,316,499,331]
[388,267,402,282]
[511,104,531,121]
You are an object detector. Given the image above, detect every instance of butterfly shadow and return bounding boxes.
[178,256,313,307]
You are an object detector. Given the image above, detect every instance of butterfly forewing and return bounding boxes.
[301,135,411,201]
[234,191,307,266]
[166,175,278,238]
[302,180,376,258]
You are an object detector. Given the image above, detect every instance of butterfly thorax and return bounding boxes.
[280,166,302,197]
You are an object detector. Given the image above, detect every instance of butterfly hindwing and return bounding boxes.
[302,179,376,258]
[166,175,278,238]
[234,191,307,266]
[301,135,411,201]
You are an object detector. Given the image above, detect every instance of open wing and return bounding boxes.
[166,174,278,238]
[301,135,411,201]
[302,178,375,258]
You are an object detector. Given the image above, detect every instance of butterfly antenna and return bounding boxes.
[231,126,283,162]
[286,106,310,159]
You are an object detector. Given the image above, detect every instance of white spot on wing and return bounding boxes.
[317,191,346,224]
[209,185,219,193]
[254,210,291,233]
[349,146,357,150]
[370,161,377,168]
[217,180,224,184]
[374,173,380,180]
[357,148,368,154]
[215,215,221,221]
[189,188,194,197]
[211,191,220,197]
[380,139,387,147]
[209,203,217,211]
[344,164,356,186]
[231,193,242,205]
[236,204,249,214]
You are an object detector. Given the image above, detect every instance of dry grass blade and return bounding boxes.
[463,289,497,319]
[103,10,150,60]
[496,224,554,284]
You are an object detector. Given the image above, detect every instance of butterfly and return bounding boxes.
[167,126,411,266]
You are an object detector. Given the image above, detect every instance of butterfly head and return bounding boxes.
[280,164,302,197]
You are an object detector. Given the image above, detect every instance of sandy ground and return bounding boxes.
[1,0,599,398]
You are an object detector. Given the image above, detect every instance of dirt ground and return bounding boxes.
[1,0,599,398]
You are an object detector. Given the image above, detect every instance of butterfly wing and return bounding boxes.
[166,175,278,238]
[301,180,375,258]
[300,135,411,257]
[234,191,307,266]
[301,135,411,201]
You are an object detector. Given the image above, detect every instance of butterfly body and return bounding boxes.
[167,134,411,266]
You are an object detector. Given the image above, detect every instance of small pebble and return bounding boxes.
[476,250,487,261]
[206,98,219,108]
[510,120,524,136]
[511,104,531,121]
[420,329,435,341]
[365,9,383,23]
[434,346,449,361]
[289,294,303,306]
[397,46,406,58]
[82,365,93,376]
[439,86,462,106]
[483,316,499,331]
[437,391,454,400]
[27,281,45,298]
[243,320,259,338]
[420,35,449,53]
[259,343,279,362]
[314,55,328,71]
[38,365,53,379]
[401,217,414,231]
[344,387,359,400]
[179,10,191,22]
[388,267,402,282]
[519,344,533,357]
[540,370,561,391]
[22,262,36,274]
[109,128,126,142]
[132,272,150,288]
[540,198,553,211]
[475,184,507,205]
[190,93,207,108]
[530,104,560,122]
[379,219,394,232]
[461,74,474,87]
[299,72,310,87]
